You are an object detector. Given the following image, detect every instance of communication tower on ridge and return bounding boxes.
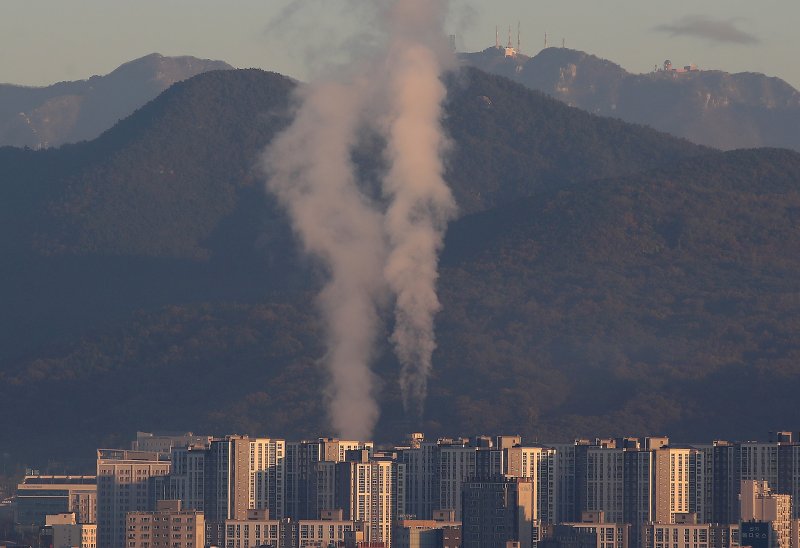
[494,22,524,57]
[504,25,517,57]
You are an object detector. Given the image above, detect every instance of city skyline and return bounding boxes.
[10,429,800,548]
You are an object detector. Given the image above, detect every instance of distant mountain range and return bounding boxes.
[0,53,233,148]
[461,46,800,151]
[3,48,798,153]
[2,66,800,465]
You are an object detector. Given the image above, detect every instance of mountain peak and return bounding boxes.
[0,54,234,148]
[461,45,800,151]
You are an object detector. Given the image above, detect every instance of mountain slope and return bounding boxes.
[1,68,797,464]
[437,148,800,438]
[1,67,705,259]
[462,47,800,151]
[0,53,233,148]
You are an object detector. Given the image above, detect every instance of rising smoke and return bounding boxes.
[379,0,457,414]
[263,0,455,438]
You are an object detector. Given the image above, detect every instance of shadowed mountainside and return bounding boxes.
[3,67,799,465]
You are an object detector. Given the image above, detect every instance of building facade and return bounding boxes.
[461,477,533,548]
[126,500,204,548]
[96,450,171,548]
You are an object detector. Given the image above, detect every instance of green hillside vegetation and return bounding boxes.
[0,67,797,464]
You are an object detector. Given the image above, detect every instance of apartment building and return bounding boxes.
[125,500,204,548]
[96,450,171,548]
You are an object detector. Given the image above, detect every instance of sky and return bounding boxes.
[1,0,798,89]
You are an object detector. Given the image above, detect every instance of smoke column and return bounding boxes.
[263,79,386,440]
[263,0,454,436]
[379,0,456,414]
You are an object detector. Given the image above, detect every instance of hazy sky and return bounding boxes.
[1,0,798,89]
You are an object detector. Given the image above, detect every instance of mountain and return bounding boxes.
[2,66,799,466]
[0,53,233,149]
[461,47,800,151]
[438,147,800,438]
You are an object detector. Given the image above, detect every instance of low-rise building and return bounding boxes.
[642,520,739,548]
[15,476,96,528]
[225,508,359,548]
[43,513,97,548]
[126,500,204,548]
[740,481,791,548]
[540,511,629,548]
[394,510,461,548]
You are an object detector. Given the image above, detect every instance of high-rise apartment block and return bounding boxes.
[504,445,557,524]
[204,436,252,546]
[78,429,800,548]
[96,450,171,548]
[461,476,534,548]
[285,438,373,520]
[250,438,286,519]
[654,447,694,524]
[336,451,406,547]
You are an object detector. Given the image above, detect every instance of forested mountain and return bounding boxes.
[462,46,800,151]
[0,54,233,148]
[1,66,798,466]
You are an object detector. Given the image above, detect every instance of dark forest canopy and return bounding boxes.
[1,67,798,466]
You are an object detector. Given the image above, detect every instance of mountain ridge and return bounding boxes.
[0,53,234,148]
[461,46,800,151]
[1,67,799,463]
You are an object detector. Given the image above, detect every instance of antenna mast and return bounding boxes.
[544,32,548,49]
[517,21,521,53]
[496,26,499,48]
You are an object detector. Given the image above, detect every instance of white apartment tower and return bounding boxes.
[336,455,405,547]
[505,445,558,523]
[654,447,699,524]
[249,438,286,519]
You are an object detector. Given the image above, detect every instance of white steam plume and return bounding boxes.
[380,0,456,414]
[263,79,386,440]
[263,0,455,436]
